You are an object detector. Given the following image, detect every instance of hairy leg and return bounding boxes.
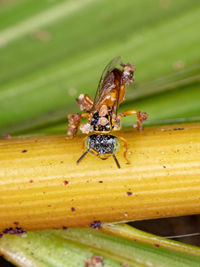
[66,113,82,138]
[67,112,90,138]
[119,110,148,130]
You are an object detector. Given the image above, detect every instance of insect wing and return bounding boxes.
[92,56,122,111]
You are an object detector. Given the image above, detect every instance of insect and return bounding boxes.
[67,56,147,168]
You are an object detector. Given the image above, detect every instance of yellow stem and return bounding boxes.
[0,123,199,231]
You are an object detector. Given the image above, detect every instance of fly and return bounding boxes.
[67,56,147,168]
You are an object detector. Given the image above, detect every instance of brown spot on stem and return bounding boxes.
[22,149,28,153]
[126,192,132,196]
[3,227,26,235]
[173,127,184,131]
[71,207,75,212]
[90,221,102,229]
[64,180,69,185]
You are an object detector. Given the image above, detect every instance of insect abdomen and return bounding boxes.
[86,134,120,155]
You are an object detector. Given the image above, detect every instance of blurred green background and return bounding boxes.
[0,0,200,136]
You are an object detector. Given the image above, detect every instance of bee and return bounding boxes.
[67,56,147,168]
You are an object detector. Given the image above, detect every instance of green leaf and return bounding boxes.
[0,227,200,267]
[0,0,200,134]
[102,223,200,257]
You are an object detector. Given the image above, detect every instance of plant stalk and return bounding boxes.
[0,123,199,231]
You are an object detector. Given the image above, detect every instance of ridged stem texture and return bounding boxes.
[0,123,199,231]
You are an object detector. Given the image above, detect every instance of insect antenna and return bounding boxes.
[77,149,90,164]
[112,154,121,169]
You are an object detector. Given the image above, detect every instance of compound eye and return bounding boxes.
[130,71,133,78]
[85,136,90,150]
[113,137,120,154]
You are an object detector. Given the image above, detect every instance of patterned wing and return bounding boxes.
[92,56,123,112]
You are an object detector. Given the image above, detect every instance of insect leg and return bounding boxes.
[76,94,94,111]
[66,113,82,138]
[119,110,148,130]
[81,136,88,153]
[119,136,131,165]
[66,112,89,138]
[77,149,90,164]
[112,154,121,169]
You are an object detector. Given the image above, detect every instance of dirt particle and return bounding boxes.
[71,207,76,212]
[31,29,51,42]
[126,192,132,196]
[90,220,102,229]
[163,166,166,168]
[22,149,28,153]
[64,180,69,185]
[3,227,26,235]
[99,181,103,183]
[68,88,77,97]
[173,60,185,70]
[1,134,12,140]
[154,243,160,247]
[173,127,184,131]
[62,226,68,230]
[85,255,103,267]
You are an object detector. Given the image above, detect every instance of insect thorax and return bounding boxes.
[90,110,113,132]
[86,134,120,155]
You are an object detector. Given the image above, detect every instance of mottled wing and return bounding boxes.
[92,56,122,112]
